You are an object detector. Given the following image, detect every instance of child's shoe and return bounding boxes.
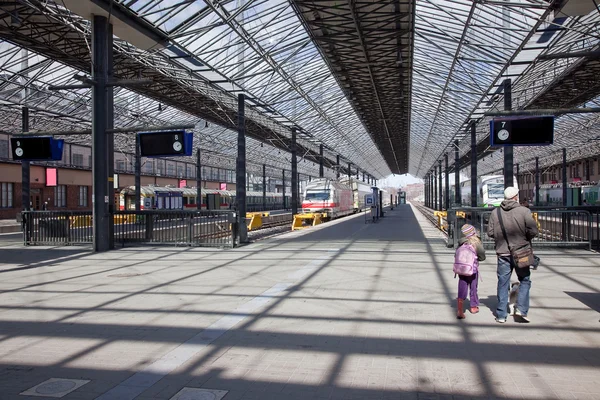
[470,307,479,314]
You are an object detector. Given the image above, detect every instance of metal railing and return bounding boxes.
[22,210,238,248]
[22,211,94,245]
[447,207,593,250]
[115,210,237,247]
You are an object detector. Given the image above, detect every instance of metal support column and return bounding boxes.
[262,164,266,211]
[535,157,540,206]
[444,154,449,210]
[336,154,340,179]
[291,128,298,215]
[356,169,359,179]
[454,139,460,206]
[562,148,567,206]
[21,107,29,211]
[282,170,286,210]
[135,135,141,211]
[438,160,443,210]
[196,148,201,210]
[434,166,438,210]
[319,144,324,178]
[92,15,110,252]
[586,160,591,181]
[503,79,514,188]
[107,24,115,249]
[348,163,352,182]
[236,93,247,243]
[470,122,477,207]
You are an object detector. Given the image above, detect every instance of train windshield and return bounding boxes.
[305,190,331,201]
[488,183,504,198]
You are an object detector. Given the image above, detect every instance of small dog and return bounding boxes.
[508,282,520,315]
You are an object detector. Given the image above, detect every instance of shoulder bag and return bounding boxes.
[496,208,534,268]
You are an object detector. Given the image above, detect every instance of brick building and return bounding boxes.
[517,157,599,201]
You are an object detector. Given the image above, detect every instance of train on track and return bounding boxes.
[454,175,518,207]
[534,182,600,206]
[119,185,290,211]
[301,178,374,219]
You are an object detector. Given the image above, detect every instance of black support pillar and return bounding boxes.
[92,15,110,252]
[348,163,352,181]
[196,148,201,210]
[425,174,429,207]
[434,166,438,210]
[319,144,324,178]
[444,154,449,210]
[107,24,114,249]
[236,93,247,243]
[21,107,29,211]
[586,160,591,181]
[470,122,477,207]
[454,139,460,206]
[336,155,340,179]
[282,170,286,209]
[503,79,514,188]
[291,128,298,215]
[562,148,567,206]
[262,164,266,211]
[135,135,141,211]
[438,160,443,210]
[535,157,540,206]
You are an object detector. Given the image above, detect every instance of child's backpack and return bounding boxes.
[453,243,477,276]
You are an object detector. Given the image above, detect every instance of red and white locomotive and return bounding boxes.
[301,178,355,219]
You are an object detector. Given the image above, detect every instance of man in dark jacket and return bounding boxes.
[487,186,538,323]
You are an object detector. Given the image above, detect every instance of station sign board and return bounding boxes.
[490,116,554,146]
[139,130,193,157]
[11,136,64,161]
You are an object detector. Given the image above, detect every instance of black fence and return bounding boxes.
[22,211,94,245]
[22,210,238,248]
[447,206,597,250]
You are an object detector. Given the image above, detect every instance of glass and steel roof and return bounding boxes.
[0,0,599,179]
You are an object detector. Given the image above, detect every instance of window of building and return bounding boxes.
[167,163,175,176]
[54,185,66,207]
[0,139,9,159]
[88,156,92,168]
[78,186,88,207]
[575,164,580,178]
[116,160,126,171]
[591,161,595,177]
[1,182,13,208]
[177,165,184,177]
[72,153,84,167]
[144,161,154,173]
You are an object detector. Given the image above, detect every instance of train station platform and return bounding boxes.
[0,204,599,400]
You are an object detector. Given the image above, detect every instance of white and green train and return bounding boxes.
[454,175,518,207]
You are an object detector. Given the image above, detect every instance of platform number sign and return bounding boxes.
[138,130,193,157]
[11,136,64,161]
[490,116,554,146]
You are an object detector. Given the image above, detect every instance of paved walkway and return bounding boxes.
[0,204,599,400]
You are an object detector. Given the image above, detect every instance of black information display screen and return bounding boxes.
[11,137,53,160]
[139,132,186,157]
[491,116,554,146]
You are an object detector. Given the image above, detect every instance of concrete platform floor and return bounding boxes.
[0,204,599,400]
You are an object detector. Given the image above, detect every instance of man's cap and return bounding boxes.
[504,186,519,200]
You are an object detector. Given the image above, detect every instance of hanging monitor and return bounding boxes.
[138,130,193,157]
[490,116,554,146]
[11,137,64,161]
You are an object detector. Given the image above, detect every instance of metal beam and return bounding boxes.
[92,15,110,252]
[291,128,298,215]
[503,79,514,189]
[21,106,29,211]
[236,93,247,244]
